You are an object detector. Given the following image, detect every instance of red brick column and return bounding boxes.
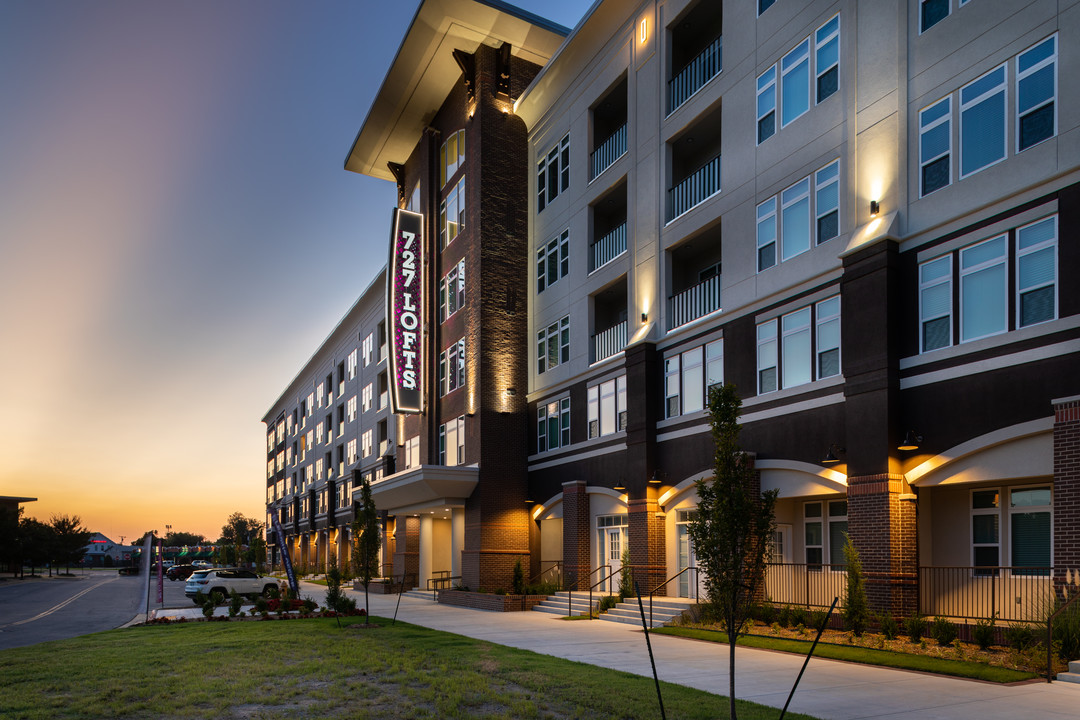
[628,496,665,596]
[562,481,590,590]
[1054,396,1080,574]
[394,516,420,588]
[846,474,918,618]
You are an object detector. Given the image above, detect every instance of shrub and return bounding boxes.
[228,589,243,618]
[878,613,899,641]
[193,591,207,607]
[597,595,618,613]
[1004,622,1038,652]
[777,605,792,628]
[254,596,269,615]
[930,616,957,647]
[756,601,776,625]
[511,560,525,596]
[1052,601,1080,662]
[618,547,634,599]
[524,580,561,596]
[301,597,319,613]
[972,615,996,651]
[904,613,927,643]
[201,597,217,618]
[842,535,869,637]
[790,606,809,628]
[808,609,827,632]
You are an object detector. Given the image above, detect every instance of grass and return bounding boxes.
[0,617,819,720]
[654,626,1038,684]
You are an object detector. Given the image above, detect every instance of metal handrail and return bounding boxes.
[647,566,698,626]
[527,560,562,589]
[588,567,621,620]
[429,574,461,600]
[568,564,610,617]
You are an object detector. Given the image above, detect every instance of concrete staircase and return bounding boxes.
[402,587,436,601]
[531,592,697,628]
[1058,660,1080,684]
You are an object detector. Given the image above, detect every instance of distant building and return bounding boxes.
[1,496,36,573]
[81,533,129,567]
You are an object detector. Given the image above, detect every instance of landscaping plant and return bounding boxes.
[351,473,381,622]
[687,383,779,720]
[512,559,525,596]
[878,612,899,641]
[930,616,957,647]
[904,613,927,643]
[842,533,869,636]
[618,547,634,599]
[972,614,996,651]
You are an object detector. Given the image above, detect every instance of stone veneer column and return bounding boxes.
[627,495,665,596]
[1053,396,1080,575]
[394,516,420,588]
[562,481,590,590]
[846,474,918,618]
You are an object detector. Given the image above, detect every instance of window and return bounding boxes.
[756,67,776,144]
[588,375,627,438]
[439,259,466,321]
[758,161,841,271]
[440,177,466,248]
[438,416,465,466]
[1010,486,1051,572]
[804,500,848,567]
[361,383,373,413]
[780,39,810,127]
[538,397,571,452]
[757,296,840,394]
[362,333,374,366]
[959,65,1006,178]
[537,316,570,374]
[440,129,465,187]
[537,230,570,293]
[1017,35,1056,152]
[919,256,952,352]
[960,235,1007,342]
[315,422,324,446]
[919,97,951,196]
[780,177,811,261]
[971,489,1000,573]
[346,396,357,423]
[920,0,949,33]
[815,297,841,379]
[815,15,839,103]
[758,0,776,15]
[361,430,372,459]
[438,339,466,396]
[537,134,570,212]
[664,340,723,419]
[347,349,358,380]
[1016,216,1056,327]
[315,458,324,482]
[815,161,839,243]
[756,197,777,271]
[346,439,357,466]
[404,436,420,469]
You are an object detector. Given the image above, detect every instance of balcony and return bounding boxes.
[668,35,722,115]
[592,321,627,364]
[668,275,720,330]
[591,223,626,273]
[590,124,627,181]
[668,153,721,221]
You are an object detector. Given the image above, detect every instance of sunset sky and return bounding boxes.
[0,0,584,543]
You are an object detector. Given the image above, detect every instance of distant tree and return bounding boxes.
[219,513,262,568]
[687,384,778,720]
[21,518,52,576]
[48,515,93,574]
[248,535,267,573]
[352,474,380,621]
[164,531,205,547]
[0,505,23,575]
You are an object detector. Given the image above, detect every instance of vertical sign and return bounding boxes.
[272,513,299,599]
[387,208,424,414]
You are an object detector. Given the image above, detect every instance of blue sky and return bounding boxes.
[0,0,586,541]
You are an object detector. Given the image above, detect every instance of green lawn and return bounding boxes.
[1,617,819,720]
[654,626,1038,684]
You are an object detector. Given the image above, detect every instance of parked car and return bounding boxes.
[184,568,283,604]
[118,566,139,576]
[166,564,197,581]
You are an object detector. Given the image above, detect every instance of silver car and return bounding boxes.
[184,568,283,604]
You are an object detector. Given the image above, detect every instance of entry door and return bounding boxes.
[599,527,623,593]
[677,523,705,599]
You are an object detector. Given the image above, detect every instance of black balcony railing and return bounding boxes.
[919,566,1056,622]
[668,274,721,330]
[668,154,721,221]
[590,124,627,181]
[668,35,722,115]
[590,222,627,272]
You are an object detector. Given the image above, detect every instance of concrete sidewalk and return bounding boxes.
[155,580,1078,720]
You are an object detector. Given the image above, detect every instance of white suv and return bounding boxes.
[184,568,283,604]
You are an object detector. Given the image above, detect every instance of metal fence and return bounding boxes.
[668,35,722,115]
[764,562,848,609]
[668,274,721,330]
[919,566,1057,622]
[668,154,721,221]
[590,124,627,181]
[590,222,627,272]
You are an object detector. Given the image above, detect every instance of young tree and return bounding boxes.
[351,474,380,621]
[842,533,870,636]
[687,384,778,720]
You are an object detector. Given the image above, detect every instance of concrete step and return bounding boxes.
[402,588,435,601]
[531,593,598,617]
[598,598,695,628]
[1070,660,1080,674]
[1056,672,1080,684]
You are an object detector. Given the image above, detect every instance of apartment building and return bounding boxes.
[265,0,1078,619]
[262,272,393,572]
[516,0,1079,616]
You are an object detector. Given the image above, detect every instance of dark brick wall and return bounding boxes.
[1054,398,1080,572]
[847,474,918,617]
[628,496,665,596]
[562,481,590,590]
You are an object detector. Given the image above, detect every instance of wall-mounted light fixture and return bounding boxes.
[822,444,845,464]
[524,497,535,505]
[613,480,626,492]
[639,17,648,44]
[641,311,648,323]
[870,200,880,216]
[505,388,516,396]
[649,470,663,485]
[897,431,923,451]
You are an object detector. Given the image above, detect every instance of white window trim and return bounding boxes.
[958,64,1007,180]
[814,160,840,244]
[919,96,952,197]
[538,396,571,452]
[1015,215,1058,329]
[780,177,811,261]
[814,15,840,105]
[918,255,953,353]
[756,66,776,146]
[1015,34,1057,154]
[780,38,811,128]
[1007,484,1053,573]
[958,234,1008,343]
[918,0,950,35]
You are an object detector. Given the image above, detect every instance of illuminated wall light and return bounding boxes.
[639,17,648,44]
[870,200,880,216]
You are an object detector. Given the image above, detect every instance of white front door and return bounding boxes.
[676,515,705,599]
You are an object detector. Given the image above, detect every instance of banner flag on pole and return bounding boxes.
[272,514,299,598]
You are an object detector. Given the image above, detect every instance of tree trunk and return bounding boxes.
[365,584,370,623]
[729,634,737,720]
